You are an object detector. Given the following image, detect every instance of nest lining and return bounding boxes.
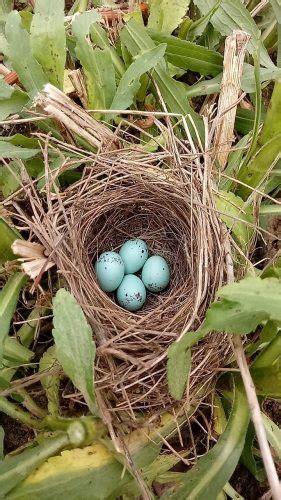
[13,145,230,420]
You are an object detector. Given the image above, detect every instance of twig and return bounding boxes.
[224,235,281,500]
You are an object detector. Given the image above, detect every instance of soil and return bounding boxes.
[0,413,35,454]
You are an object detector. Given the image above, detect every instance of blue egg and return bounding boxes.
[119,239,148,274]
[141,255,170,292]
[95,251,125,292]
[117,274,146,312]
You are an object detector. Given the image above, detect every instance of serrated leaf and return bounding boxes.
[52,289,96,414]
[162,381,249,499]
[216,191,254,252]
[30,0,66,89]
[39,345,61,416]
[0,273,27,365]
[111,44,166,110]
[148,0,191,35]
[5,11,47,97]
[194,0,274,68]
[72,11,116,113]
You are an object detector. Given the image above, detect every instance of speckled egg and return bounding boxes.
[141,255,170,292]
[117,274,146,312]
[119,239,149,274]
[95,251,125,292]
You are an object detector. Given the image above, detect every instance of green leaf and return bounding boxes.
[241,423,265,481]
[0,141,39,160]
[52,289,96,413]
[201,277,281,335]
[216,191,254,252]
[5,11,47,97]
[0,273,27,365]
[0,433,70,497]
[262,412,281,459]
[0,218,21,265]
[30,0,66,89]
[72,11,116,113]
[110,44,166,110]
[162,381,249,499]
[194,0,274,68]
[167,329,207,400]
[167,347,191,401]
[237,134,281,199]
[0,160,22,197]
[149,30,223,76]
[0,79,29,121]
[259,80,281,145]
[148,0,191,35]
[39,345,60,416]
[121,19,204,139]
[0,426,3,461]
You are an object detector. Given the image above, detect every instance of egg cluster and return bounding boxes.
[95,239,170,312]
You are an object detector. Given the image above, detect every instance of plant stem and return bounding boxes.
[0,396,44,430]
[224,237,281,500]
[17,389,47,419]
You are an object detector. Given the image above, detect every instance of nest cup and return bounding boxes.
[19,147,229,420]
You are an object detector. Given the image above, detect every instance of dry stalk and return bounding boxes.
[213,31,251,169]
[34,84,119,151]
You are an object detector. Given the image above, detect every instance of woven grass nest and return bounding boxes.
[15,117,231,423]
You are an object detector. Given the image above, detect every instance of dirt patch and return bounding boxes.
[0,413,35,454]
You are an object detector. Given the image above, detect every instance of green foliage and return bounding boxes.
[162,381,249,499]
[0,273,27,365]
[0,432,71,498]
[30,0,66,89]
[39,346,61,417]
[52,289,96,414]
[0,141,39,160]
[194,0,274,68]
[0,80,28,121]
[5,11,47,97]
[148,0,191,34]
[149,30,223,76]
[72,11,116,113]
[0,218,21,265]
[0,426,3,461]
[111,44,166,110]
[262,412,281,459]
[216,191,254,252]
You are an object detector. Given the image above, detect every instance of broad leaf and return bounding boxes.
[162,381,249,499]
[5,11,47,97]
[149,30,223,76]
[216,191,254,252]
[52,289,96,413]
[0,433,70,497]
[30,0,66,89]
[0,79,28,120]
[121,19,204,139]
[241,423,265,481]
[194,0,274,68]
[148,0,191,34]
[110,44,166,110]
[259,80,281,145]
[0,141,39,160]
[72,11,116,113]
[0,273,27,365]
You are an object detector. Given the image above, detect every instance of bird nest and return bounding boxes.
[13,126,231,423]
